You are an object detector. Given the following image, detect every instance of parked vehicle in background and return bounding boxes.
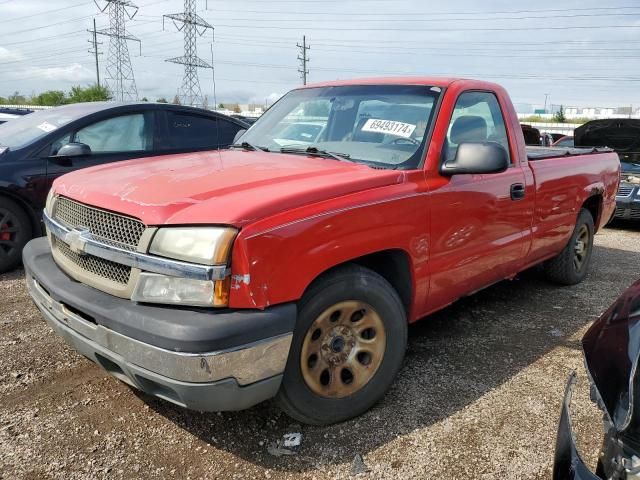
[550,133,565,143]
[0,102,248,272]
[552,135,574,148]
[0,107,33,125]
[522,124,542,145]
[553,279,640,480]
[540,132,554,147]
[24,77,619,425]
[230,114,258,125]
[575,119,640,221]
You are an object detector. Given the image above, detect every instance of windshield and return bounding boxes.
[241,84,441,169]
[0,108,82,149]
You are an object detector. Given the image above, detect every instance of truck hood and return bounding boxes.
[574,120,640,175]
[52,150,405,227]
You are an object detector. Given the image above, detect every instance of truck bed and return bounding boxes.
[526,146,612,161]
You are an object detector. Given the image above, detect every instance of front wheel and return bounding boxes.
[543,208,594,285]
[277,265,407,425]
[0,197,33,273]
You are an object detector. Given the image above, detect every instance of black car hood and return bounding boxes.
[583,279,640,432]
[575,120,640,174]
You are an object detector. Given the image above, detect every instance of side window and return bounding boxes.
[216,119,243,147]
[445,91,510,163]
[74,114,150,153]
[165,112,221,150]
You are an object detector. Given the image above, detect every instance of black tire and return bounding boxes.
[0,197,33,273]
[277,265,407,425]
[543,208,594,285]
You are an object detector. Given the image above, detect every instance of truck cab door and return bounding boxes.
[426,91,534,311]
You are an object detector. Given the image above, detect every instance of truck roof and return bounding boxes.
[301,76,501,90]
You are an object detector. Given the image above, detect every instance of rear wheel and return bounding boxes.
[277,265,407,425]
[543,208,594,285]
[0,197,33,273]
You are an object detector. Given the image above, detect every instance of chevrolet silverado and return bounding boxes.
[23,78,619,425]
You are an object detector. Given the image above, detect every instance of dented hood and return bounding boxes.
[52,149,404,227]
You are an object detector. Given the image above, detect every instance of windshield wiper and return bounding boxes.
[280,145,351,162]
[231,141,269,152]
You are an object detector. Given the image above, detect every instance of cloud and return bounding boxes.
[23,63,94,82]
[0,47,22,62]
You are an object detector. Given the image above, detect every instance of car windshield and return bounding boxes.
[0,107,84,149]
[241,84,441,169]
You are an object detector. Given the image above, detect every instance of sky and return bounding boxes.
[1,0,640,111]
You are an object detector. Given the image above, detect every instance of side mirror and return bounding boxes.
[56,142,91,158]
[440,142,509,176]
[233,129,247,144]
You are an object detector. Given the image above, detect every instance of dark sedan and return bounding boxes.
[0,102,249,272]
[553,279,640,479]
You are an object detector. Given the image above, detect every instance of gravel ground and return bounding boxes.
[1,223,638,479]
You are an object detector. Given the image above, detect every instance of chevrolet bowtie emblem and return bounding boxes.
[63,228,90,255]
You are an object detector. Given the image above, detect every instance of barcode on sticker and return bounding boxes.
[361,119,416,138]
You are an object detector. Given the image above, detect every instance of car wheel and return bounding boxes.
[277,265,407,425]
[544,208,594,285]
[0,197,33,273]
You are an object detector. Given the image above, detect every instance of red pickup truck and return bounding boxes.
[23,78,619,425]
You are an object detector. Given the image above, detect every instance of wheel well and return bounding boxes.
[0,190,40,236]
[582,194,602,230]
[306,249,413,315]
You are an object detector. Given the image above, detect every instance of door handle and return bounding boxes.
[510,183,526,200]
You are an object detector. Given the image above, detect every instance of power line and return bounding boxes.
[296,35,309,85]
[163,0,213,107]
[88,18,103,87]
[0,1,89,24]
[96,0,140,101]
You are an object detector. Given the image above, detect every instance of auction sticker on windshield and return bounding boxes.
[361,119,416,138]
[37,122,58,133]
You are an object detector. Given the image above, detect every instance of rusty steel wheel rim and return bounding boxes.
[300,300,386,398]
[573,224,590,271]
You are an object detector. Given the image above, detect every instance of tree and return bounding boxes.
[8,91,26,105]
[172,95,181,105]
[218,102,225,109]
[233,104,241,114]
[67,84,110,103]
[34,90,66,106]
[141,97,148,102]
[554,105,567,123]
[157,97,168,103]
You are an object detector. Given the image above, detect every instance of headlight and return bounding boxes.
[144,227,237,307]
[132,273,230,307]
[149,227,237,265]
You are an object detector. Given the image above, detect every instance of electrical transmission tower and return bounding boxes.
[164,0,213,107]
[297,35,310,85]
[95,0,141,102]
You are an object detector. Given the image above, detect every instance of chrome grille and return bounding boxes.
[54,196,145,250]
[54,237,131,285]
[617,184,634,197]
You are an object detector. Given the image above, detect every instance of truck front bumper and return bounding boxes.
[23,237,296,412]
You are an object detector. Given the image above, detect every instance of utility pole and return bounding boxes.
[297,35,310,85]
[95,0,141,102]
[543,93,550,114]
[164,0,214,107]
[88,18,102,87]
